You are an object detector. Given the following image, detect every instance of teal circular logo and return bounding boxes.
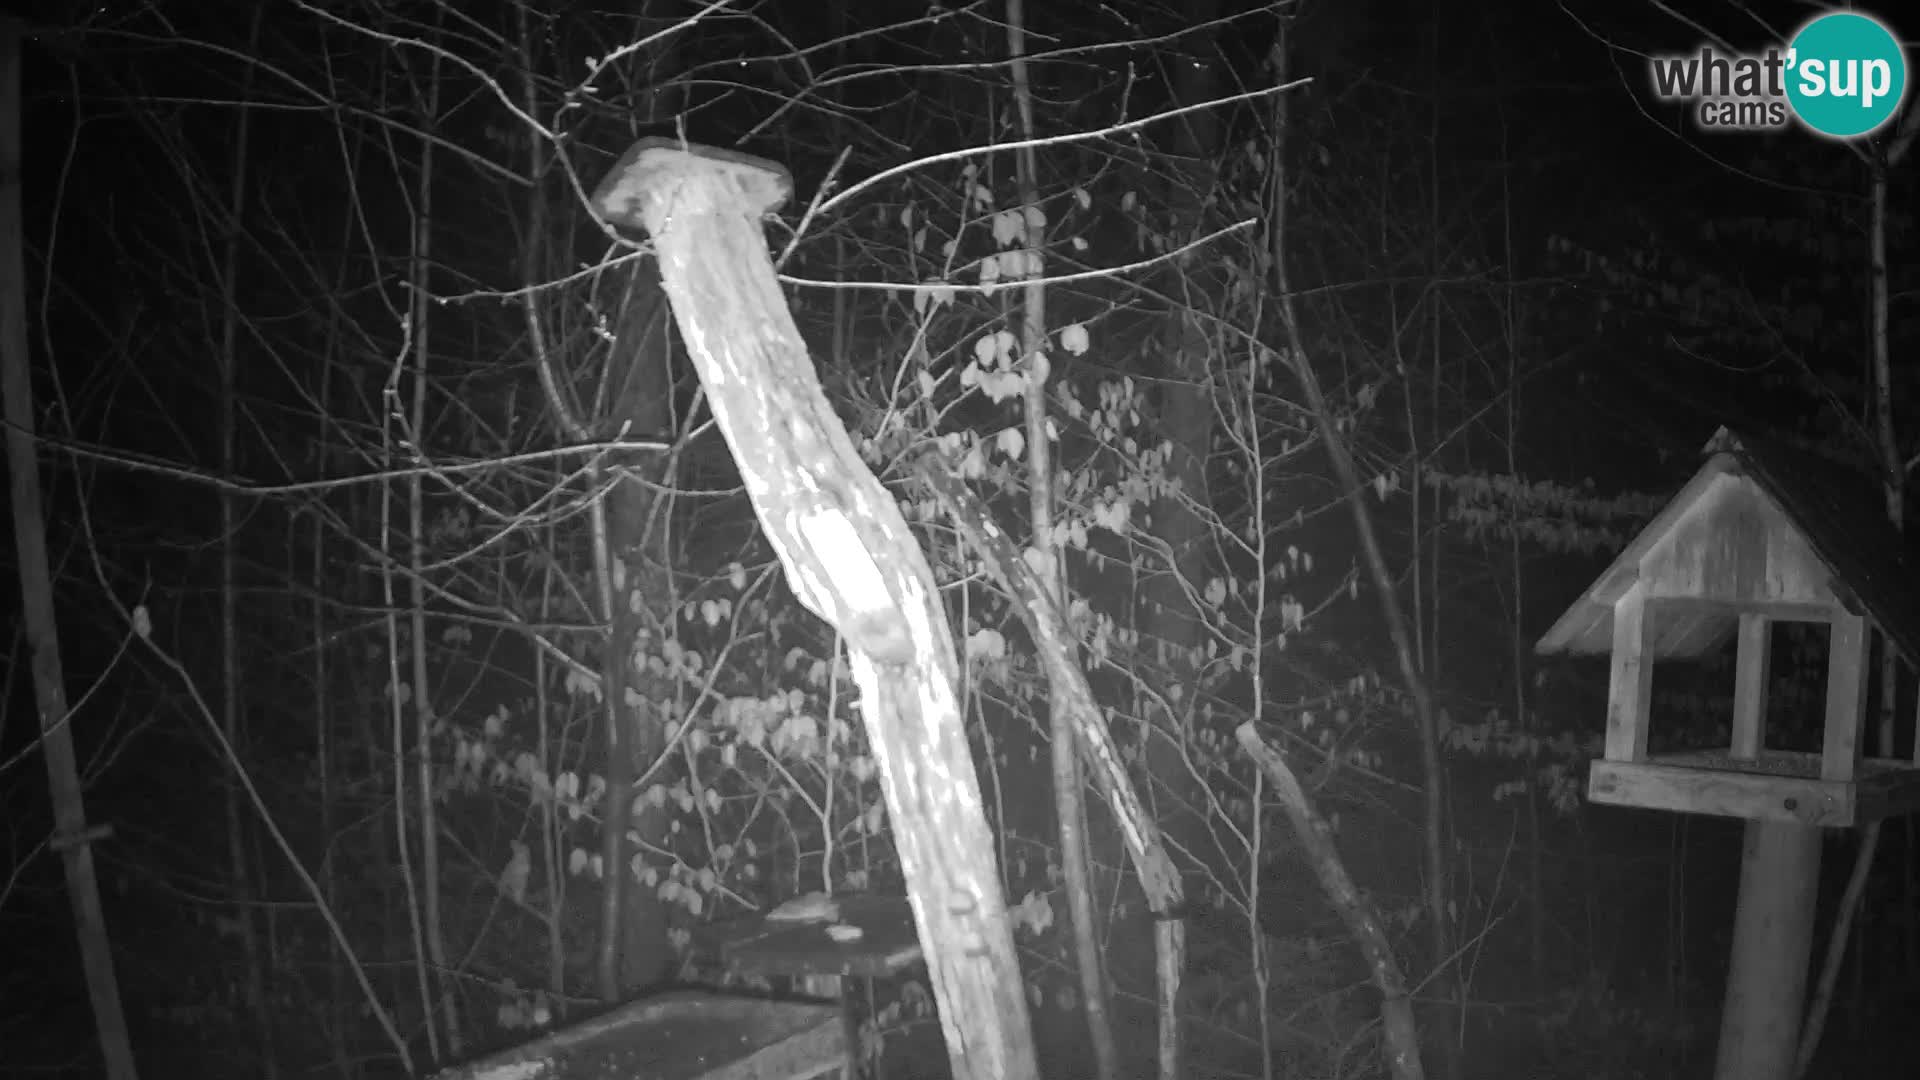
[1786,13,1907,138]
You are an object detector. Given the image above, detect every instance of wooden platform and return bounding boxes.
[1589,750,1920,827]
[698,896,925,1080]
[708,895,923,983]
[433,991,847,1080]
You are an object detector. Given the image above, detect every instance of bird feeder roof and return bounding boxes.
[1536,426,1920,664]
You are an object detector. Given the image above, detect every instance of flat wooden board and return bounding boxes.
[709,895,923,980]
[1588,751,1920,827]
[433,992,846,1080]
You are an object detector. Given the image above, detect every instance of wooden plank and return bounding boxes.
[1544,454,1739,633]
[1587,760,1854,826]
[1638,473,1833,607]
[1821,614,1866,781]
[1729,614,1770,760]
[711,895,923,980]
[433,992,845,1080]
[1650,596,1840,623]
[1604,582,1654,762]
[591,139,1037,1080]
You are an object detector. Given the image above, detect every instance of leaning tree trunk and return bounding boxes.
[1237,725,1425,1080]
[592,139,1039,1080]
[918,460,1187,1080]
[0,20,139,1078]
[1267,21,1456,1075]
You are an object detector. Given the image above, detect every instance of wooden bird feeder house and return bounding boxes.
[1536,426,1920,1080]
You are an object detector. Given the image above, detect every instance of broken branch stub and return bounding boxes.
[590,139,1038,1080]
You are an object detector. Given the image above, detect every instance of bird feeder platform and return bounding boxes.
[708,894,924,988]
[1587,747,1920,827]
[701,895,925,1079]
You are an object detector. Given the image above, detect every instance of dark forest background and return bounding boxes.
[2,1,1916,1078]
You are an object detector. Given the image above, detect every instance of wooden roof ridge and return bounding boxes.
[1536,425,1920,665]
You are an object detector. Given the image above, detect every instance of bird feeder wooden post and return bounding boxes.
[590,139,1038,1080]
[1536,428,1920,1080]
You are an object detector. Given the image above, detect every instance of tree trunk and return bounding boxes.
[405,36,461,1057]
[215,8,272,1070]
[1143,0,1226,900]
[1267,22,1455,1075]
[311,407,349,1078]
[0,20,139,1077]
[1795,107,1920,1078]
[916,459,1186,1080]
[599,267,679,995]
[1238,724,1426,1080]
[592,139,1040,1080]
[1003,2,1117,1076]
[587,16,685,999]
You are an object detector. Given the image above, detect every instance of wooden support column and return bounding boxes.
[1821,613,1866,782]
[1605,581,1655,762]
[592,139,1038,1080]
[1713,820,1821,1080]
[1729,614,1770,760]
